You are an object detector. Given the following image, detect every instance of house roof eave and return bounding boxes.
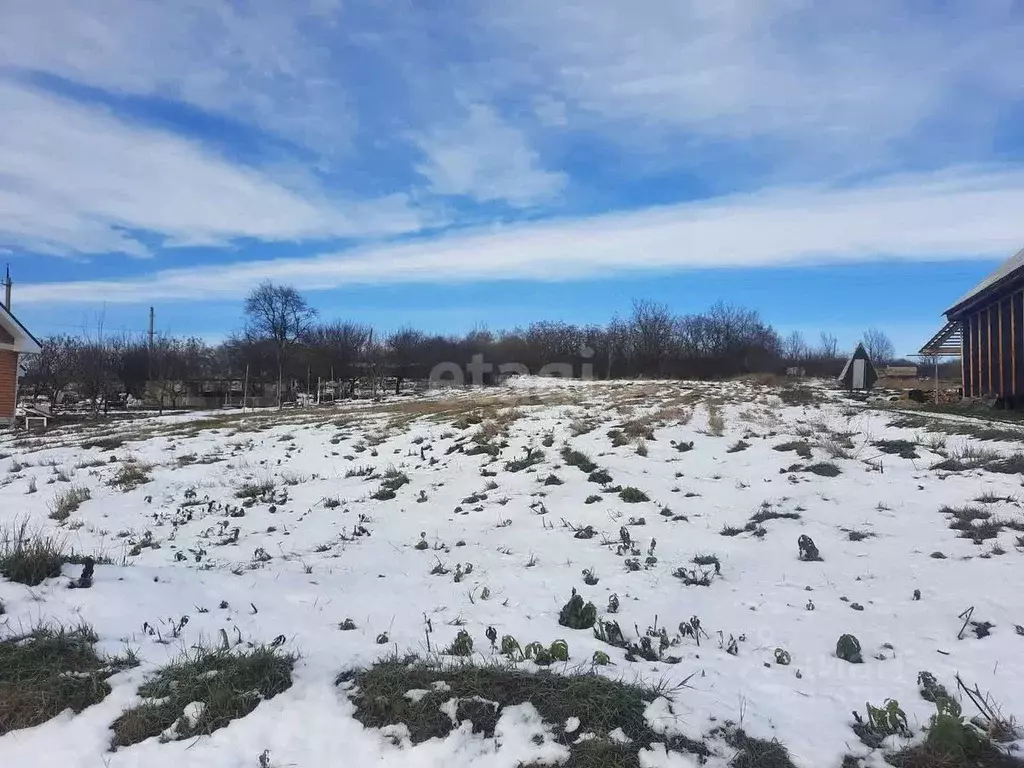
[0,305,41,353]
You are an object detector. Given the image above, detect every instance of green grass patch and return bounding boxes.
[339,656,709,767]
[0,623,137,736]
[111,645,295,748]
[561,447,598,474]
[715,726,797,768]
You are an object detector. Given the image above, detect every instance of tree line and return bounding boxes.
[22,282,905,411]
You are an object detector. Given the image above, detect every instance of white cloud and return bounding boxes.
[478,1,1024,157]
[0,81,427,257]
[413,103,566,207]
[18,167,1024,304]
[0,0,356,153]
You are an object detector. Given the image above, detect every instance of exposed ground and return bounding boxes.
[1,377,1023,768]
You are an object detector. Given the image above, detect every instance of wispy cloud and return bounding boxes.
[479,2,1024,162]
[0,81,427,258]
[2,0,1023,285]
[19,167,1024,304]
[0,0,356,153]
[413,103,566,207]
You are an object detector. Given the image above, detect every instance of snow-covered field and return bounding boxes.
[1,377,1023,768]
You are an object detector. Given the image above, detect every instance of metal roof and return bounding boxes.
[918,319,962,356]
[946,245,1024,316]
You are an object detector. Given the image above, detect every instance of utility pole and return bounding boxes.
[3,264,11,312]
[146,306,155,407]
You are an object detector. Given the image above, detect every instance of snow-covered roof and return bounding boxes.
[946,244,1024,316]
[0,304,41,353]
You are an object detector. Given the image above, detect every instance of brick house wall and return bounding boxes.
[0,349,17,424]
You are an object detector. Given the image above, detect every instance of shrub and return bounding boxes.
[706,405,725,436]
[804,462,841,477]
[873,439,920,459]
[607,429,629,447]
[852,699,909,747]
[108,463,152,491]
[0,522,66,586]
[504,448,545,472]
[773,440,812,459]
[561,447,598,473]
[588,469,613,485]
[372,468,410,500]
[444,631,473,657]
[48,485,91,521]
[235,479,275,499]
[619,487,650,503]
[558,590,597,630]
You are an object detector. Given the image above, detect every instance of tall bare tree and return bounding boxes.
[818,332,839,359]
[22,334,80,409]
[244,282,317,407]
[782,331,808,364]
[861,327,895,364]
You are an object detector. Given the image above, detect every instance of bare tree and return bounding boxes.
[244,282,318,407]
[818,332,839,359]
[782,331,808,364]
[22,334,80,409]
[629,299,675,377]
[861,327,895,364]
[387,327,429,393]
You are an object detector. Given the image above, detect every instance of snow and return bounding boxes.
[1,377,1023,767]
[182,702,206,729]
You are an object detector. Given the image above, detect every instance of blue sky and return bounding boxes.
[3,1,1024,357]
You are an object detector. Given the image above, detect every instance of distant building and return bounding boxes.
[0,273,42,427]
[922,244,1024,406]
[884,365,919,379]
[838,343,877,391]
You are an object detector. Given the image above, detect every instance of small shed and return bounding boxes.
[838,343,878,391]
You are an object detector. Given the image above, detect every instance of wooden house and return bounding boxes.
[922,245,1024,406]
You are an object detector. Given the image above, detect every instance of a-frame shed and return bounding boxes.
[838,343,878,391]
